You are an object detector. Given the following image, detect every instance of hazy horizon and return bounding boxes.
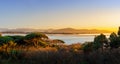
[0,27,114,33]
[0,0,120,32]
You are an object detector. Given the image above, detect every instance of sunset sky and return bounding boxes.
[0,0,120,31]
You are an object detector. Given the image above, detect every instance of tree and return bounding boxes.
[109,32,120,48]
[24,32,48,47]
[25,32,48,39]
[118,27,120,36]
[93,34,108,50]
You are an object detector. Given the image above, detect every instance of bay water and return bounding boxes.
[2,33,110,45]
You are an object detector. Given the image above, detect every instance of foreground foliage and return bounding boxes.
[0,45,119,64]
[0,27,120,64]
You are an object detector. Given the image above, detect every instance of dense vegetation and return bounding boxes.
[0,28,120,64]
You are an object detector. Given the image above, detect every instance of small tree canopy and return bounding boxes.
[109,32,120,48]
[109,32,118,42]
[0,36,14,45]
[24,32,48,46]
[25,32,48,40]
[93,33,108,49]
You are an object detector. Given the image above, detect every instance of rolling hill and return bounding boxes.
[0,28,112,34]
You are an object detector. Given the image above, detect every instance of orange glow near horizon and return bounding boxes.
[76,27,117,32]
[1,0,120,31]
[27,8,120,32]
[30,26,118,33]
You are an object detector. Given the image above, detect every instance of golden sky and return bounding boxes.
[0,0,120,32]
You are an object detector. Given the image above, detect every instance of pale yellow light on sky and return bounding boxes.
[26,8,120,32]
[1,0,120,32]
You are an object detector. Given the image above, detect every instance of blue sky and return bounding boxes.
[0,0,120,31]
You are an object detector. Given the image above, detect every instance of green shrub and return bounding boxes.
[24,32,49,47]
[0,36,14,45]
[82,42,93,53]
[8,36,25,45]
[93,34,108,50]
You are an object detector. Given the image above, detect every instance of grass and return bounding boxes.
[0,44,119,64]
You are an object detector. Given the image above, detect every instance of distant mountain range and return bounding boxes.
[0,28,112,34]
[50,28,112,34]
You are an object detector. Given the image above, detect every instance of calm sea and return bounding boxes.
[2,33,110,45]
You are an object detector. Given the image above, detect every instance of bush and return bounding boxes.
[82,42,93,53]
[24,32,49,47]
[109,32,120,48]
[93,34,108,50]
[0,36,14,45]
[8,36,25,45]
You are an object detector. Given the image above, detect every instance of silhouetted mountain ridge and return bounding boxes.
[0,28,112,34]
[51,28,112,34]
